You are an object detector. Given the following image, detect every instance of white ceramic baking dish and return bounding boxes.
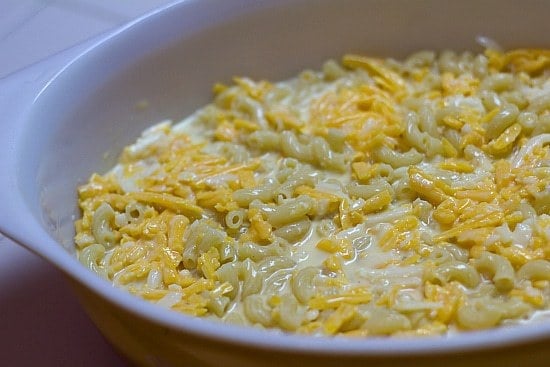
[1,1,550,366]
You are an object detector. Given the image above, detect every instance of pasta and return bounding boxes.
[75,47,550,337]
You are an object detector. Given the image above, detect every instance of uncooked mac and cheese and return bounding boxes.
[75,48,550,336]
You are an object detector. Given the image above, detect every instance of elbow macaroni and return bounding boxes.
[76,47,550,337]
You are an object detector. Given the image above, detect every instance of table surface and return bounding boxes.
[0,1,174,365]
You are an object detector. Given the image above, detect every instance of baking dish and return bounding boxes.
[1,0,550,366]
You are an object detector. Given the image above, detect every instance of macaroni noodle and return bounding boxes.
[75,48,550,336]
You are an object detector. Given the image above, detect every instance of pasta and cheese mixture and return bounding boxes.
[75,48,550,337]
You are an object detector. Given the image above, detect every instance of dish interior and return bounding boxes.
[10,0,550,351]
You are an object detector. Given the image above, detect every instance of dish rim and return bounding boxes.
[1,0,550,357]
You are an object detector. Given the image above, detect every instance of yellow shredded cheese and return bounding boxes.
[76,47,550,337]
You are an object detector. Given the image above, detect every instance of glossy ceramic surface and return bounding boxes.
[1,1,550,366]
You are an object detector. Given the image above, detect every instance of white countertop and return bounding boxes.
[0,1,174,365]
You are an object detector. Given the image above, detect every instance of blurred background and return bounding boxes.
[0,1,174,365]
